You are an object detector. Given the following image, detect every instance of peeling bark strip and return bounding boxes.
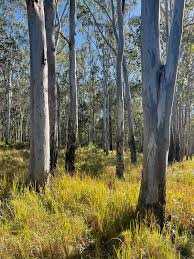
[26,0,50,187]
[138,0,185,228]
[65,0,78,174]
[44,0,59,173]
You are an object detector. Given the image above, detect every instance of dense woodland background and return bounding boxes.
[0,0,194,258]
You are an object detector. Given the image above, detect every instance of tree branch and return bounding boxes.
[83,0,117,55]
[91,0,113,24]
[165,0,185,118]
[111,0,119,44]
[59,31,70,45]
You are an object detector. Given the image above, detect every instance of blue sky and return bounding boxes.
[12,0,141,49]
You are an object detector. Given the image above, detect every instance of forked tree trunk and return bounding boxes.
[138,0,185,227]
[116,0,125,178]
[123,55,137,163]
[26,0,50,187]
[44,0,58,174]
[65,0,78,174]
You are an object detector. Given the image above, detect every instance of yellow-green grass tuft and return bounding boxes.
[0,146,193,258]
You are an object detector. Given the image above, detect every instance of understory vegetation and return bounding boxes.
[0,145,193,258]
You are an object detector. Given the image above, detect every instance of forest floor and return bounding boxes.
[0,144,193,258]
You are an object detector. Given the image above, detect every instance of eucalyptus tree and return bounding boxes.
[26,0,50,187]
[102,47,110,155]
[44,0,58,173]
[114,0,125,178]
[168,2,194,163]
[84,0,137,170]
[65,0,78,174]
[138,0,185,227]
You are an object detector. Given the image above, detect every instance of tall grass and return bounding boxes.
[0,145,193,258]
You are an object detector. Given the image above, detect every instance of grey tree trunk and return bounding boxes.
[115,0,125,178]
[26,0,50,187]
[103,50,110,155]
[65,0,78,174]
[123,55,137,163]
[179,104,185,160]
[138,0,185,227]
[109,90,113,151]
[19,109,24,143]
[5,66,12,144]
[44,0,58,174]
[172,95,181,161]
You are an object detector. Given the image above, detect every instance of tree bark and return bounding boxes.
[5,66,12,144]
[109,90,113,151]
[44,0,58,174]
[172,95,181,162]
[123,55,137,163]
[138,0,185,228]
[115,0,125,178]
[65,0,78,174]
[103,50,110,155]
[26,0,50,187]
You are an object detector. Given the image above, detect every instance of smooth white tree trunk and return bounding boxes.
[138,0,185,227]
[5,67,12,144]
[123,55,137,163]
[26,0,50,187]
[102,50,110,155]
[44,0,59,173]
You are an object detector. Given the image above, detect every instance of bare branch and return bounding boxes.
[55,1,68,48]
[110,0,119,43]
[57,42,68,55]
[92,0,113,23]
[59,31,70,45]
[83,0,117,55]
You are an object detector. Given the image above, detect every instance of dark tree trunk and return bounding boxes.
[65,0,78,174]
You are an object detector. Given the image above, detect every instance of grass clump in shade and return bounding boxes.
[0,145,193,258]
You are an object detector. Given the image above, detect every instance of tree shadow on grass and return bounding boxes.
[76,146,116,178]
[75,207,137,258]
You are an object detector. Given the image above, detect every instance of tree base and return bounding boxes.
[65,144,76,175]
[136,202,165,229]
